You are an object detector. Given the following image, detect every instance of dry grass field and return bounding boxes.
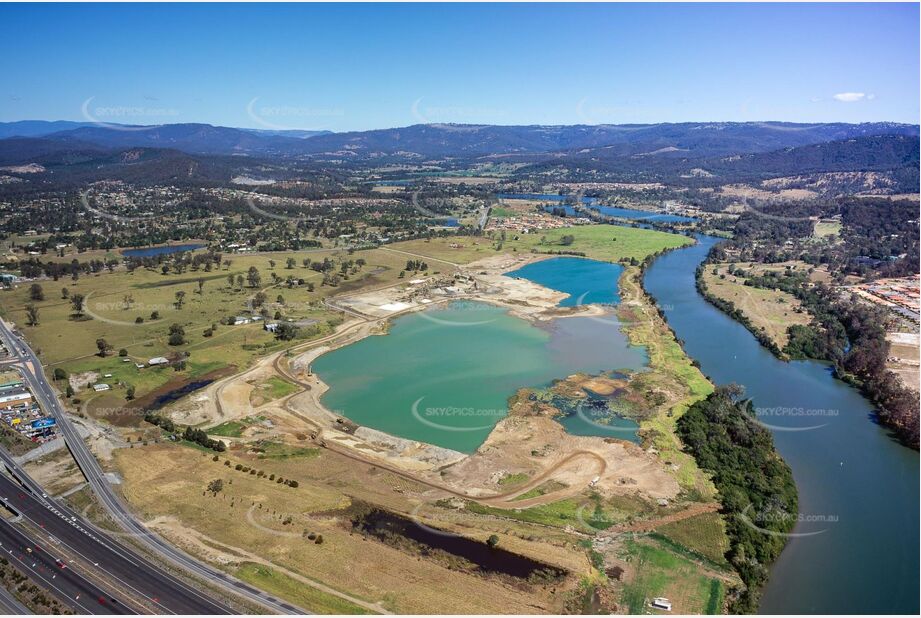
[113,443,584,614]
[701,263,812,348]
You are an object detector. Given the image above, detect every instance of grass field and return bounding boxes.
[208,419,248,437]
[389,225,693,265]
[114,443,574,614]
[260,376,298,400]
[813,221,842,239]
[234,563,372,615]
[0,247,420,399]
[467,490,653,532]
[489,206,517,218]
[618,537,726,614]
[654,512,730,567]
[701,264,811,348]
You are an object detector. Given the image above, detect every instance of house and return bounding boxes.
[135,363,146,369]
[264,322,279,333]
[233,316,251,325]
[93,384,111,392]
[148,357,169,366]
[651,598,672,611]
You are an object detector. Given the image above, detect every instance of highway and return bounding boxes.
[0,513,132,615]
[0,318,304,615]
[0,471,225,614]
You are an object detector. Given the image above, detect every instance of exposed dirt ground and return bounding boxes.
[887,331,920,394]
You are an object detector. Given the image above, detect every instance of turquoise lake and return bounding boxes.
[313,258,646,452]
[506,257,622,306]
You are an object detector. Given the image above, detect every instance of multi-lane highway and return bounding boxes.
[0,470,227,614]
[0,509,133,615]
[0,318,304,615]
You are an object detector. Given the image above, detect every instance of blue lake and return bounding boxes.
[314,256,646,451]
[506,256,623,306]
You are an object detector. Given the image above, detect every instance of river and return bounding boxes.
[644,234,919,614]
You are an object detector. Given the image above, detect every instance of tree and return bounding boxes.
[53,368,67,381]
[196,278,205,294]
[286,257,296,269]
[268,259,276,270]
[174,290,186,310]
[25,303,39,326]
[29,284,44,301]
[247,266,262,288]
[70,294,85,317]
[95,338,112,357]
[125,384,135,400]
[150,310,160,320]
[486,534,500,548]
[227,273,235,288]
[207,479,224,495]
[168,323,186,346]
[275,323,300,341]
[61,287,69,300]
[118,348,128,357]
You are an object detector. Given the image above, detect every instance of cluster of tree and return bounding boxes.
[142,413,225,451]
[127,249,223,274]
[12,256,119,281]
[718,265,919,448]
[404,259,429,272]
[677,385,798,613]
[182,426,226,452]
[228,461,298,487]
[695,264,784,357]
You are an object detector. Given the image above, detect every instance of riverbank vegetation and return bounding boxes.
[700,195,920,449]
[617,258,716,495]
[700,249,919,448]
[677,386,798,613]
[697,263,812,352]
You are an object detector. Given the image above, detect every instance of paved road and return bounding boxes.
[0,515,132,615]
[0,319,304,615]
[0,472,225,614]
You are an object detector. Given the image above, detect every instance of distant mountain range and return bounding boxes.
[522,134,921,184]
[0,120,917,190]
[0,120,916,160]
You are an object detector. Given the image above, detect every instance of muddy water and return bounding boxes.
[644,235,919,614]
[352,507,565,579]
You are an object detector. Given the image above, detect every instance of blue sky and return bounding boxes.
[1,3,918,131]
